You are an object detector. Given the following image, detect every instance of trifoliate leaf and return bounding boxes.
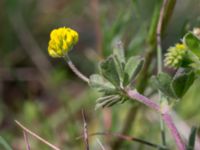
[123,56,144,86]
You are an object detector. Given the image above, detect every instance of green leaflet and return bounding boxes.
[113,41,126,64]
[100,56,121,86]
[123,56,144,86]
[113,55,124,84]
[184,32,200,58]
[172,71,195,98]
[0,136,13,150]
[112,42,126,83]
[151,72,176,98]
[89,74,116,95]
[95,95,121,109]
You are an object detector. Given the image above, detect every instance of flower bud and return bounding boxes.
[164,43,187,68]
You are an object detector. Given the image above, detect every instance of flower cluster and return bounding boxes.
[164,43,187,68]
[48,27,78,57]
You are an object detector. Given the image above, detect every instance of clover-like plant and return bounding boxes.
[48,27,200,150]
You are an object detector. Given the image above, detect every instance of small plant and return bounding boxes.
[46,25,200,150]
[2,1,199,150]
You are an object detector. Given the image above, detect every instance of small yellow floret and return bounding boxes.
[164,43,187,68]
[48,27,79,58]
[175,43,186,50]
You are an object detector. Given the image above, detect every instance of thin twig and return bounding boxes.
[77,132,167,149]
[156,0,169,146]
[157,0,168,67]
[15,120,60,150]
[82,110,89,150]
[96,138,106,150]
[23,131,31,150]
[63,55,89,83]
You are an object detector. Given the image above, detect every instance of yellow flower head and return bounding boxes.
[48,27,79,57]
[164,43,187,68]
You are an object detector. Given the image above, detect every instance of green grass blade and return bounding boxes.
[0,136,13,150]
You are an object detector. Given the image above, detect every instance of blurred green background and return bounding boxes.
[0,0,200,149]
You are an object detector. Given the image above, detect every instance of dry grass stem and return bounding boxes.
[15,120,60,150]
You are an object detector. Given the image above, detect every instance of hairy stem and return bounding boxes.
[63,54,89,83]
[126,89,185,150]
[127,89,160,111]
[162,113,185,150]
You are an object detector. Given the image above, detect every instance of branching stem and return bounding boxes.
[126,89,185,150]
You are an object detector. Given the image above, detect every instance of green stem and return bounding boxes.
[157,45,166,145]
[159,93,167,146]
[157,46,162,74]
[156,0,169,146]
